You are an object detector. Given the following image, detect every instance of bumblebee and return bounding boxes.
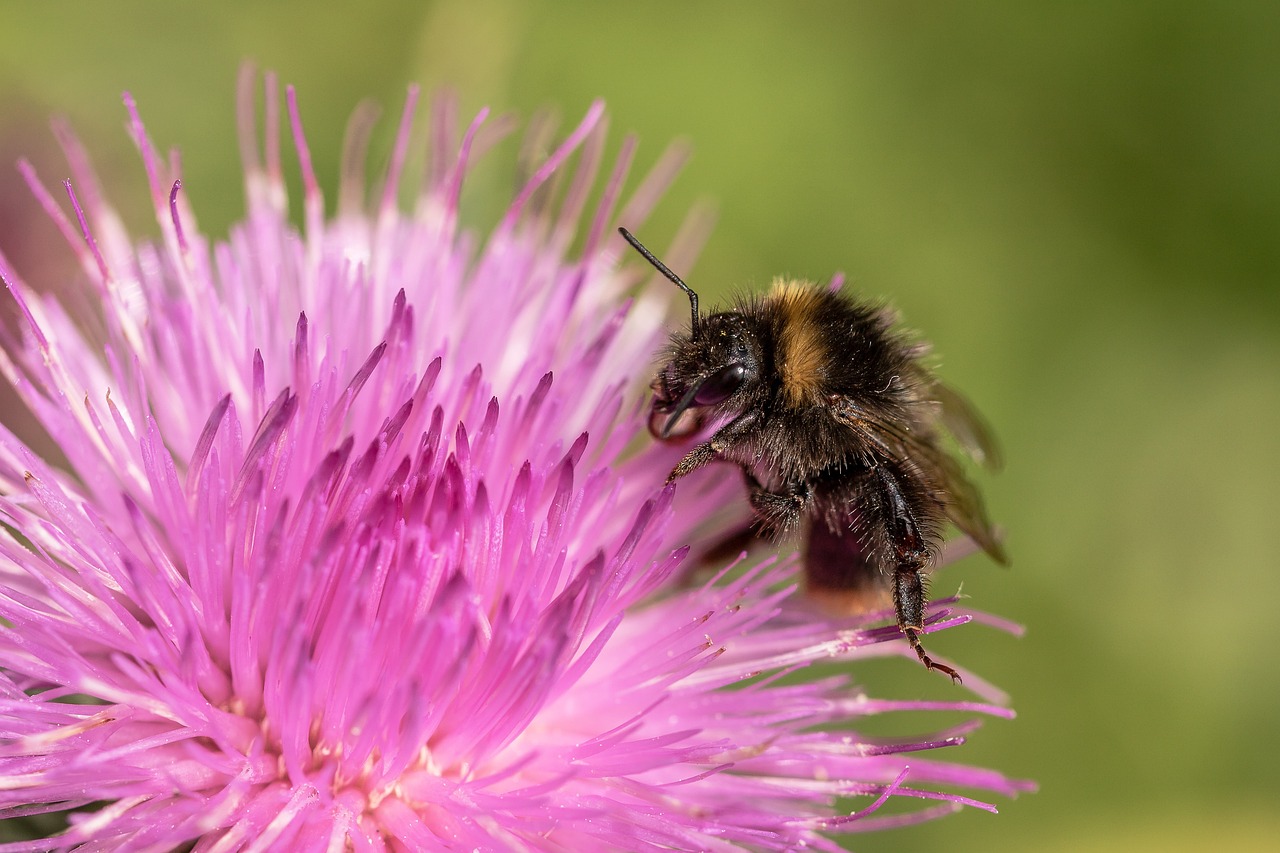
[620,227,1006,682]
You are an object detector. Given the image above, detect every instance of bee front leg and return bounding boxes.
[666,410,760,482]
[871,465,962,683]
[668,442,718,482]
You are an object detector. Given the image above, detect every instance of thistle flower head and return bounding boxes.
[0,70,1030,851]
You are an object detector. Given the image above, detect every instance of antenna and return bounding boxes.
[618,227,700,338]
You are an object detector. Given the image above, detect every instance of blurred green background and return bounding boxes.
[2,2,1277,851]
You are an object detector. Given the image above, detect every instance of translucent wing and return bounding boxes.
[928,380,1003,471]
[830,395,1008,565]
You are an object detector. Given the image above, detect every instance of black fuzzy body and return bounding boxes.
[650,278,1003,681]
[658,280,944,561]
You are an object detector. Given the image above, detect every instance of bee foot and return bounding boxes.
[906,628,962,684]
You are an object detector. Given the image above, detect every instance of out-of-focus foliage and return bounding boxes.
[2,2,1276,850]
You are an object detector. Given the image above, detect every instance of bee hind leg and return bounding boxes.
[874,464,962,684]
[893,566,962,683]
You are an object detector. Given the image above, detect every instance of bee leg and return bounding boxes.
[667,410,760,482]
[740,467,811,536]
[668,442,717,482]
[874,466,962,684]
[892,566,962,684]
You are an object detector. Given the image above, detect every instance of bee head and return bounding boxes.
[652,312,762,437]
[619,227,761,439]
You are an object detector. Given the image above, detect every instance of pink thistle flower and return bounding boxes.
[0,70,1031,851]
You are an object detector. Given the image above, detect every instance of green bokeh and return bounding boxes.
[2,2,1277,850]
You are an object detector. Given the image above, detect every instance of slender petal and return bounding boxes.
[0,73,1030,851]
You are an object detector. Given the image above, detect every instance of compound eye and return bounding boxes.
[693,363,746,406]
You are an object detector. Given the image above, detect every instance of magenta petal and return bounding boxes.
[0,73,1031,851]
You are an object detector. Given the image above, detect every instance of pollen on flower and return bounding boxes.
[0,67,1031,851]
